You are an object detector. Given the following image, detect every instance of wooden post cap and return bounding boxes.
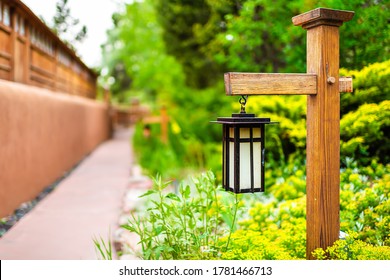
[292,7,354,29]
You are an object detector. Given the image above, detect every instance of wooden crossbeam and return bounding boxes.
[224,73,353,95]
[142,116,164,124]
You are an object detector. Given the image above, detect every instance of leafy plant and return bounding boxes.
[121,172,242,259]
[340,161,390,246]
[340,60,390,115]
[93,234,113,260]
[313,233,390,260]
[340,100,390,165]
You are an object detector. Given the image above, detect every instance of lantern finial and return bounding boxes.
[239,95,248,113]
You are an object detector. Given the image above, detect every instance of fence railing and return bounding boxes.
[0,0,97,98]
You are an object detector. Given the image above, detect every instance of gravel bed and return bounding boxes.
[0,162,83,237]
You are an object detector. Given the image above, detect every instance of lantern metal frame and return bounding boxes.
[213,112,274,193]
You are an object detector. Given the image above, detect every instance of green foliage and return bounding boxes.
[51,0,87,48]
[133,122,183,179]
[101,0,186,102]
[211,0,306,73]
[156,0,219,88]
[340,60,390,114]
[216,228,304,260]
[313,233,390,260]
[122,172,241,259]
[218,170,307,260]
[340,161,390,246]
[133,113,225,180]
[153,0,389,88]
[211,0,389,75]
[93,234,113,260]
[332,0,390,69]
[120,160,390,260]
[341,101,390,164]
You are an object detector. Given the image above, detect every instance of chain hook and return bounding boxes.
[239,95,248,113]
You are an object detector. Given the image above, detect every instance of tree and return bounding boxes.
[155,0,246,89]
[100,0,186,103]
[155,0,212,89]
[154,0,389,86]
[209,0,390,73]
[51,0,87,48]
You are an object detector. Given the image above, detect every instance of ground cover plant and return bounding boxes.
[120,160,390,260]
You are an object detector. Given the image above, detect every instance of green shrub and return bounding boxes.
[216,229,302,260]
[133,118,207,180]
[340,100,390,165]
[224,195,306,260]
[133,122,181,179]
[340,161,390,246]
[340,60,390,115]
[313,233,390,260]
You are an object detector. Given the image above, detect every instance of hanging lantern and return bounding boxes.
[212,96,275,193]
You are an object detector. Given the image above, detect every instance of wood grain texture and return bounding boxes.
[306,24,341,260]
[292,8,354,259]
[0,0,97,98]
[292,7,355,29]
[339,76,353,92]
[225,73,353,95]
[224,73,317,95]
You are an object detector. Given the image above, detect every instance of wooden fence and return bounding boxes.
[0,0,97,98]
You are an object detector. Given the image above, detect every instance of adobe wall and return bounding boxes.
[0,80,111,217]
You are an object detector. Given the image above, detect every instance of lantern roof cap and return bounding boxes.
[212,113,277,125]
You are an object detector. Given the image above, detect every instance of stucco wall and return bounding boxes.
[0,80,111,217]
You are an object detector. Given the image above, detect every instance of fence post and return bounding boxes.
[160,107,169,144]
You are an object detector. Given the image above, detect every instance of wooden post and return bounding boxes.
[103,86,111,104]
[9,6,16,81]
[292,8,354,259]
[160,107,169,144]
[24,17,31,85]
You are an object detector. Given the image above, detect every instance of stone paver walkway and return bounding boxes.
[0,127,133,260]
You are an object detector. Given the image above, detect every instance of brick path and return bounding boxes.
[0,127,137,260]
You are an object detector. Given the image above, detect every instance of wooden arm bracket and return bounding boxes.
[224,72,353,95]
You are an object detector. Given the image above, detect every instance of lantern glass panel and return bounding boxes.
[240,127,262,191]
[226,126,263,191]
[239,127,261,138]
[229,140,234,187]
